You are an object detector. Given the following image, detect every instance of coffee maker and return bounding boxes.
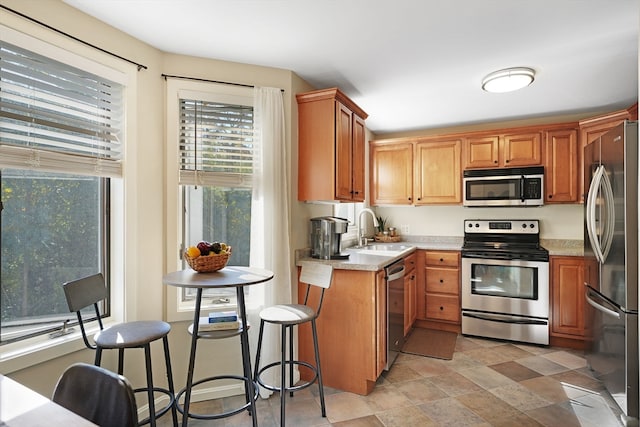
[310,216,350,260]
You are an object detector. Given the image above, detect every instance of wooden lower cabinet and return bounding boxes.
[550,256,594,349]
[297,267,386,395]
[404,252,417,336]
[416,250,461,332]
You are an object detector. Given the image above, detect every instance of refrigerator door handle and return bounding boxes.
[599,167,615,262]
[585,287,621,319]
[586,165,615,263]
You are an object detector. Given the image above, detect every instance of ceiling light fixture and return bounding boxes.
[482,67,535,93]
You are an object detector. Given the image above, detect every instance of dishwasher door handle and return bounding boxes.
[386,266,405,281]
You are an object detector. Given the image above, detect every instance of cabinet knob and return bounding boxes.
[439,279,444,283]
[439,258,444,262]
[494,160,498,164]
[505,160,509,163]
[417,197,421,201]
[548,194,553,199]
[439,306,444,311]
[408,197,412,201]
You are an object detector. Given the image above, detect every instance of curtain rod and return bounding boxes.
[162,74,284,92]
[1,4,148,71]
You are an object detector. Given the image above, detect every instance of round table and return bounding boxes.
[163,266,273,427]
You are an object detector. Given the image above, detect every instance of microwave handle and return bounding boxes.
[520,175,525,202]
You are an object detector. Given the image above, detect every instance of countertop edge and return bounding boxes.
[296,238,584,271]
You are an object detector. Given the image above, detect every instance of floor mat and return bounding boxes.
[401,328,458,360]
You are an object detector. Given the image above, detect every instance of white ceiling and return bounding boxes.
[63,0,639,135]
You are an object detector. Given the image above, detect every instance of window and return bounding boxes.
[166,80,254,315]
[334,202,362,240]
[0,30,124,344]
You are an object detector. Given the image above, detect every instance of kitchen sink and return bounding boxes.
[350,244,414,256]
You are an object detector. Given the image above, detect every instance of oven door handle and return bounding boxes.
[462,312,548,325]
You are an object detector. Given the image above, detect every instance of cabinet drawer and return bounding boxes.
[426,295,460,322]
[425,267,459,295]
[405,252,416,272]
[425,251,459,268]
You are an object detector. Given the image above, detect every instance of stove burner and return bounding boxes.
[462,219,549,262]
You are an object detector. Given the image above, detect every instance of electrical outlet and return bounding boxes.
[400,224,409,234]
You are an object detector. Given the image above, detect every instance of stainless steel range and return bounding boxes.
[461,219,550,345]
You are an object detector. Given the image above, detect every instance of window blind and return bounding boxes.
[179,99,254,187]
[0,41,123,177]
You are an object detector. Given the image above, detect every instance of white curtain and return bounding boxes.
[248,87,292,397]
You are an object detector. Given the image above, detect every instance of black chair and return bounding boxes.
[53,362,139,427]
[253,263,333,427]
[63,273,177,427]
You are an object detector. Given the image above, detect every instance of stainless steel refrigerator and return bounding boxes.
[584,120,638,422]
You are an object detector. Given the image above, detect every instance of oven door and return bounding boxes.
[461,256,549,318]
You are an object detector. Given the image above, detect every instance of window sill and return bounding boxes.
[0,323,107,374]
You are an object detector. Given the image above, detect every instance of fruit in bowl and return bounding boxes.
[185,241,232,272]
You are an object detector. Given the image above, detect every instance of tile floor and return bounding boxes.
[159,333,626,427]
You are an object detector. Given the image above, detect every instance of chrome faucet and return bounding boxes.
[358,208,379,247]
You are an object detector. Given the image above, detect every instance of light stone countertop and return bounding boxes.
[296,237,583,271]
[541,239,583,257]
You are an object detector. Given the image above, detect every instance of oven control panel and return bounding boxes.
[464,219,539,234]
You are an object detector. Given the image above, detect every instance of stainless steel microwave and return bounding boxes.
[463,166,544,207]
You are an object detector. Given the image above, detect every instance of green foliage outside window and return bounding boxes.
[1,169,103,342]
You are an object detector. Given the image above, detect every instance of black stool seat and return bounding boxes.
[96,320,171,348]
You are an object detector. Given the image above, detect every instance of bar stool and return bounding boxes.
[63,273,178,427]
[253,263,333,426]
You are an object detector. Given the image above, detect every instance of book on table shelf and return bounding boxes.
[198,317,240,331]
[207,310,238,323]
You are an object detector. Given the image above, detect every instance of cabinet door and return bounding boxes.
[376,269,387,376]
[551,256,589,338]
[415,139,462,205]
[370,142,413,205]
[545,129,578,203]
[403,268,416,336]
[464,136,499,168]
[351,114,366,201]
[502,132,542,166]
[335,102,354,201]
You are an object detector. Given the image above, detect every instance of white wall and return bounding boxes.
[375,204,583,239]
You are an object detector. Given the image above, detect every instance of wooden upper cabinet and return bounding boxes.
[369,142,413,205]
[352,114,366,201]
[414,138,461,204]
[545,128,579,203]
[464,136,499,168]
[503,132,542,166]
[297,88,368,202]
[464,132,542,169]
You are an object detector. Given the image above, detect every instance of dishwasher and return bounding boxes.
[385,258,406,370]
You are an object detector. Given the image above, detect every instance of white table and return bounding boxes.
[0,374,97,426]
